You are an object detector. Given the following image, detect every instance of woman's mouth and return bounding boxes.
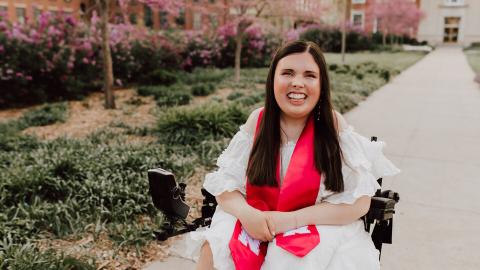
[287,93,307,100]
[286,92,307,105]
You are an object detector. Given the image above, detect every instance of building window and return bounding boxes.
[33,7,42,19]
[351,11,364,29]
[209,14,218,29]
[0,5,8,15]
[16,7,26,24]
[144,5,153,28]
[351,0,366,4]
[193,12,201,30]
[444,0,464,6]
[159,11,169,29]
[129,13,137,24]
[175,8,185,27]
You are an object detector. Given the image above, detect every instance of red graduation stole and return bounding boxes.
[229,109,321,270]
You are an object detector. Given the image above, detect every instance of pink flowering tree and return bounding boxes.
[369,0,424,45]
[227,0,326,81]
[88,0,183,109]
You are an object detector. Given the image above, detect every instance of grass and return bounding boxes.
[464,46,480,74]
[325,51,426,72]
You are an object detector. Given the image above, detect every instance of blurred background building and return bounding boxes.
[417,0,480,46]
[0,0,478,46]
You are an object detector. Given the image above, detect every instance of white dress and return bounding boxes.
[183,123,401,270]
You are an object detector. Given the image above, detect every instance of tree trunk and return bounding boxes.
[340,0,349,64]
[234,31,243,82]
[382,31,386,46]
[99,0,115,109]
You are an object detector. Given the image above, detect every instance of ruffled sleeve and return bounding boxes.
[320,125,401,204]
[202,125,253,196]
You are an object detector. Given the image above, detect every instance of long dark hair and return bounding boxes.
[246,40,344,193]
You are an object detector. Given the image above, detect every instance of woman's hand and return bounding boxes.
[238,206,276,242]
[264,211,297,235]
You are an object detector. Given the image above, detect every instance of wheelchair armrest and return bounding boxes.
[367,196,396,221]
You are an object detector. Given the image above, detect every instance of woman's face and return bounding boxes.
[273,51,321,120]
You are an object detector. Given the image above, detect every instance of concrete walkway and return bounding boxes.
[144,46,480,270]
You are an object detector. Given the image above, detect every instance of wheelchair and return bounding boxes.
[148,137,400,259]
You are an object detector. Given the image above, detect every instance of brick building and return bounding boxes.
[0,0,227,31]
[347,0,421,33]
[0,0,82,24]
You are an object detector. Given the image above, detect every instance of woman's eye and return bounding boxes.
[306,74,316,78]
[282,72,293,76]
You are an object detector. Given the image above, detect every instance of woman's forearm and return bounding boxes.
[215,189,250,219]
[294,196,371,228]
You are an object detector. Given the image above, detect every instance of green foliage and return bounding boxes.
[179,68,229,84]
[155,103,248,146]
[138,69,179,86]
[227,91,244,101]
[19,102,68,127]
[191,83,215,96]
[137,85,192,107]
[156,91,192,107]
[0,242,96,270]
[0,133,199,245]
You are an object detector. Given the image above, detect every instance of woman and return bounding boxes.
[185,40,400,270]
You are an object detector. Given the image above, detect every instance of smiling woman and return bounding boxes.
[183,40,400,270]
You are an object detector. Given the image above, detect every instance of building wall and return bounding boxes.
[0,0,228,32]
[417,0,480,47]
[0,0,82,23]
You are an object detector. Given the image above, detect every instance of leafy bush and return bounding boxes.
[180,68,229,84]
[0,242,96,270]
[155,103,248,146]
[137,69,179,86]
[191,83,215,96]
[0,133,198,244]
[227,91,244,100]
[137,84,192,107]
[156,91,192,107]
[19,102,68,127]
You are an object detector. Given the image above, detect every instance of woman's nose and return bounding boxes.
[291,76,304,88]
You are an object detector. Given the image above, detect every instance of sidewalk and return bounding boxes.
[346,46,480,270]
[144,46,480,269]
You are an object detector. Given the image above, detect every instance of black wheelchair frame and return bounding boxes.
[148,137,400,259]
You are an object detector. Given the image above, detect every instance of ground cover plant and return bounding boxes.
[464,44,480,74]
[0,51,426,268]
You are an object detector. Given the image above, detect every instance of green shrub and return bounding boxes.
[0,242,96,270]
[138,69,179,86]
[191,83,215,96]
[331,92,359,113]
[180,68,228,84]
[156,91,192,107]
[155,103,248,146]
[20,102,68,127]
[227,91,244,100]
[380,70,391,81]
[137,85,192,107]
[235,92,265,107]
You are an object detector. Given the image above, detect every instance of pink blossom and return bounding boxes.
[6,69,13,75]
[26,76,33,81]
